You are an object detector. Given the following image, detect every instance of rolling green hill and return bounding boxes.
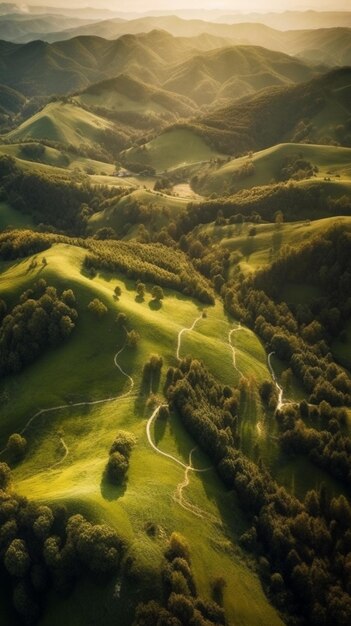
[194,143,351,195]
[88,188,189,237]
[6,101,116,148]
[123,128,223,173]
[197,215,351,274]
[0,240,281,626]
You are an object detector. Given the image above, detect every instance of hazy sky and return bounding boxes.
[19,1,351,11]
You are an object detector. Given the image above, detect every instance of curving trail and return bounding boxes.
[0,342,134,465]
[50,437,69,469]
[146,406,211,474]
[176,314,203,361]
[173,448,215,520]
[228,322,245,380]
[145,314,215,520]
[267,351,285,411]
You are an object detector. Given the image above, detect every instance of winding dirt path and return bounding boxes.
[267,351,285,410]
[173,447,215,520]
[0,342,134,465]
[145,314,214,519]
[228,322,245,380]
[176,314,203,361]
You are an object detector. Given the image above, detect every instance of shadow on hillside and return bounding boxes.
[154,413,167,446]
[100,471,127,501]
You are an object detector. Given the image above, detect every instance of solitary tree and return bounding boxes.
[6,433,27,462]
[88,298,108,318]
[136,282,146,299]
[151,285,164,301]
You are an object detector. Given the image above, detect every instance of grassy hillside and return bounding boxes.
[194,142,351,195]
[197,216,351,274]
[0,242,281,626]
[88,188,188,236]
[6,101,115,148]
[123,128,222,173]
[0,142,119,174]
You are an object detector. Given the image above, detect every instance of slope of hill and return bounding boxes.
[194,142,351,195]
[123,128,223,173]
[6,101,116,148]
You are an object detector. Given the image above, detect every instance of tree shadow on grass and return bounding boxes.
[148,299,162,311]
[100,470,127,502]
[154,413,167,447]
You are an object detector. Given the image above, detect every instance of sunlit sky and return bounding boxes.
[19,1,351,12]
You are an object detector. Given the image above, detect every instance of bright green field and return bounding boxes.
[6,102,115,149]
[196,142,351,195]
[0,243,282,626]
[124,128,222,173]
[198,216,351,274]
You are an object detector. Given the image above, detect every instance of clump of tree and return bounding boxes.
[142,355,163,394]
[0,463,125,623]
[6,433,27,464]
[105,431,136,485]
[151,285,164,303]
[87,298,108,318]
[133,532,225,626]
[0,279,78,377]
